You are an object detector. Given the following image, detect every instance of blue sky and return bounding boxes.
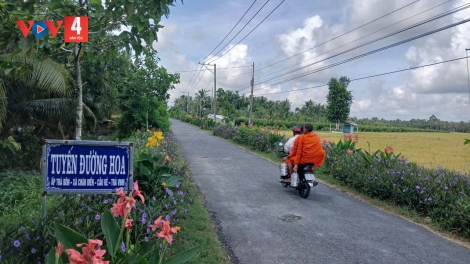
[150,0,470,122]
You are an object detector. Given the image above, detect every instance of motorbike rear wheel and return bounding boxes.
[297,179,311,199]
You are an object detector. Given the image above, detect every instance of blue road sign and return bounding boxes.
[42,140,134,194]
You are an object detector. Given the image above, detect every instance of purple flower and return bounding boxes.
[88,207,92,212]
[444,186,448,190]
[95,214,101,220]
[147,228,151,233]
[181,199,184,203]
[13,240,20,247]
[152,196,156,201]
[403,189,406,193]
[176,183,180,189]
[31,248,36,254]
[121,242,126,252]
[20,226,25,231]
[416,186,420,190]
[144,236,149,242]
[184,208,188,214]
[164,195,167,199]
[392,184,396,187]
[103,199,109,204]
[173,200,177,205]
[24,234,30,240]
[165,215,170,221]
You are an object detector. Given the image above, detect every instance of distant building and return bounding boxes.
[342,121,359,134]
[207,114,225,122]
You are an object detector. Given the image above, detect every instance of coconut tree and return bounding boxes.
[0,54,96,138]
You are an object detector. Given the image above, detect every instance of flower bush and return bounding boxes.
[45,181,198,264]
[320,137,470,239]
[0,131,198,263]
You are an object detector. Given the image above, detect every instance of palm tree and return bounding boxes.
[0,54,96,138]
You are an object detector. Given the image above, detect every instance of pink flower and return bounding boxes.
[56,241,64,257]
[132,182,145,204]
[346,149,353,155]
[110,188,136,218]
[125,219,133,229]
[150,216,163,231]
[156,220,178,244]
[385,146,394,154]
[66,239,109,264]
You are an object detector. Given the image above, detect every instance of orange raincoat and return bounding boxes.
[292,133,326,167]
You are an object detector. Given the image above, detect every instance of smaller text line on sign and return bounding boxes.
[42,140,133,194]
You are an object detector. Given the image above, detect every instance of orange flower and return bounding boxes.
[125,219,133,229]
[111,188,136,218]
[346,149,353,155]
[156,220,178,244]
[66,239,109,264]
[132,182,145,204]
[385,146,394,154]
[150,216,163,231]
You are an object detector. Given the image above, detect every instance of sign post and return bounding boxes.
[41,140,134,218]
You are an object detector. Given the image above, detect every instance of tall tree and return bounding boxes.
[326,76,353,131]
[0,0,182,139]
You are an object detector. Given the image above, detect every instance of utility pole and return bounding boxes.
[249,61,254,126]
[466,49,470,110]
[186,92,189,113]
[200,62,217,122]
[214,64,217,123]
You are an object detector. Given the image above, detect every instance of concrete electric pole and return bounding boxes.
[249,62,254,125]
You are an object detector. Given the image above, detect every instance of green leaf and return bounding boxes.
[8,10,30,15]
[46,247,56,264]
[137,22,145,32]
[162,246,200,264]
[44,2,64,9]
[101,210,120,257]
[126,4,134,16]
[54,223,88,251]
[18,38,31,53]
[127,242,156,264]
[148,249,160,264]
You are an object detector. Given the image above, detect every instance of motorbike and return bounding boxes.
[277,142,318,199]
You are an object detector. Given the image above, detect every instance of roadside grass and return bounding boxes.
[0,170,58,230]
[211,131,470,249]
[279,130,470,173]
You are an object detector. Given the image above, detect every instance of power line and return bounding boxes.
[245,4,470,91]
[187,68,207,94]
[252,0,454,85]
[254,0,422,72]
[183,65,200,94]
[266,16,470,88]
[251,56,469,96]
[202,0,272,64]
[206,0,286,64]
[201,0,258,63]
[172,65,251,73]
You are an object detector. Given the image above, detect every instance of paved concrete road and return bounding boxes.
[170,119,470,264]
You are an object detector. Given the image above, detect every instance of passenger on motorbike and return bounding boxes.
[292,123,326,180]
[282,126,306,179]
[284,126,302,154]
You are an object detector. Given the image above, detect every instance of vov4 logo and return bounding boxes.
[16,16,88,42]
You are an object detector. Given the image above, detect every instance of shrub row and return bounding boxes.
[170,111,217,131]
[320,139,470,239]
[232,117,441,133]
